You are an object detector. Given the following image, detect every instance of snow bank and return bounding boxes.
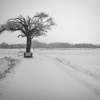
[0,57,20,79]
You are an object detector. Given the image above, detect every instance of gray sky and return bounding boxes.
[0,0,100,44]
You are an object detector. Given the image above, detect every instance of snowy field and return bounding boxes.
[0,48,100,100]
[35,48,100,94]
[35,48,100,81]
[35,49,100,77]
[0,48,26,58]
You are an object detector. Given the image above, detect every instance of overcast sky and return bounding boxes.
[0,0,100,44]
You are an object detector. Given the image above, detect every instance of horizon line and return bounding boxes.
[0,40,100,45]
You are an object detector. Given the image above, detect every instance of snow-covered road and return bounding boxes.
[0,52,100,100]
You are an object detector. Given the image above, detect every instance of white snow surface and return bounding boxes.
[0,48,100,100]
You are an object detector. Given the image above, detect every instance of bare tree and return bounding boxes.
[0,12,56,57]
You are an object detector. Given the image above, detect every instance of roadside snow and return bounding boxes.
[0,48,100,100]
[35,48,100,95]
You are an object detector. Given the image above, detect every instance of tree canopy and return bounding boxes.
[0,12,56,39]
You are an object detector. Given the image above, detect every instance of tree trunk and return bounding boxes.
[26,36,32,52]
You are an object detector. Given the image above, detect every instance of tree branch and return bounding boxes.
[0,25,5,33]
[31,35,35,39]
[18,34,26,38]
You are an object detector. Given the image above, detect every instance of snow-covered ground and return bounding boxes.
[0,48,25,58]
[0,48,100,100]
[35,48,100,94]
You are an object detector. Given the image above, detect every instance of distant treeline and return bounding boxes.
[0,42,26,48]
[0,41,100,48]
[32,40,100,48]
